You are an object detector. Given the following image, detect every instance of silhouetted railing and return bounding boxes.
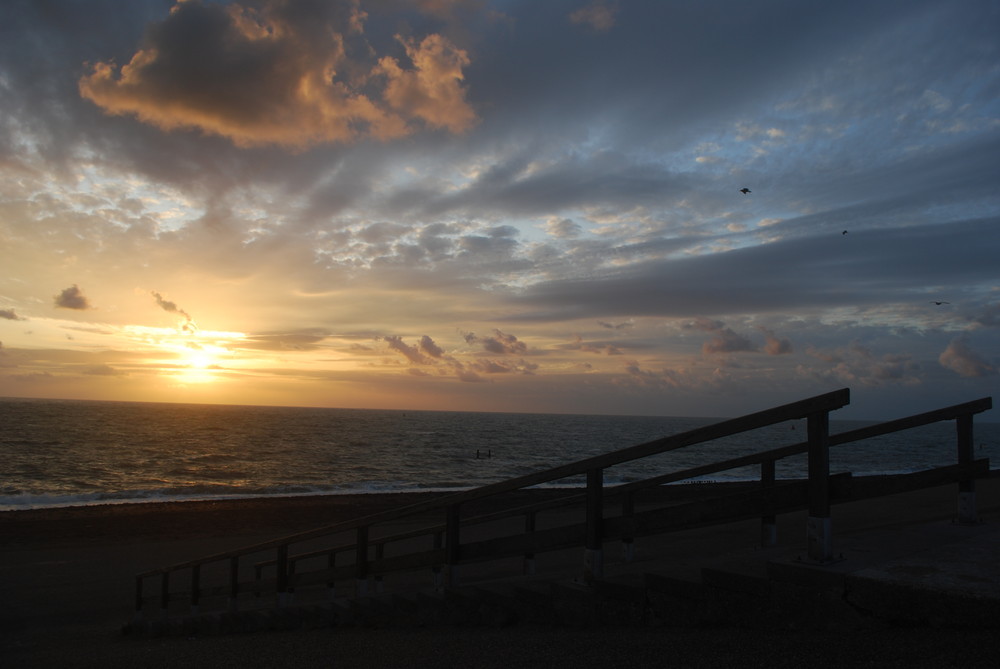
[131,389,993,622]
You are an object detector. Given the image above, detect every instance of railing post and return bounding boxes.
[327,551,337,600]
[583,468,604,581]
[276,545,290,607]
[621,491,635,562]
[190,565,201,615]
[160,571,170,619]
[134,576,144,622]
[760,459,777,547]
[444,504,461,587]
[806,410,833,562]
[374,543,385,593]
[432,531,443,587]
[355,525,370,597]
[523,511,537,575]
[956,414,978,525]
[229,557,239,613]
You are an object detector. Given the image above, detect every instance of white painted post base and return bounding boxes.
[806,516,833,563]
[444,564,460,587]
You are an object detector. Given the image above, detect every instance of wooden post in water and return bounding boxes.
[583,468,604,581]
[806,410,833,562]
[760,459,777,547]
[444,504,461,586]
[956,414,978,525]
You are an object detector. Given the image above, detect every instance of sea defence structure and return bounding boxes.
[125,388,995,634]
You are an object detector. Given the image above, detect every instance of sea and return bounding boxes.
[2,397,998,511]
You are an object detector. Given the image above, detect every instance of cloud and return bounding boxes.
[562,334,624,356]
[685,318,756,355]
[383,335,428,364]
[598,320,632,330]
[803,341,922,388]
[54,285,92,310]
[939,337,997,378]
[759,327,793,355]
[469,329,527,355]
[569,1,619,32]
[375,34,477,134]
[0,309,26,321]
[83,364,127,377]
[418,334,446,359]
[78,0,475,149]
[151,291,197,332]
[546,218,583,239]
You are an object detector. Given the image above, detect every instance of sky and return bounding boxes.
[0,0,998,421]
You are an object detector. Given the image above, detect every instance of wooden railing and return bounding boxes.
[132,388,993,621]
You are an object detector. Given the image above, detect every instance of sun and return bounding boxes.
[176,342,228,383]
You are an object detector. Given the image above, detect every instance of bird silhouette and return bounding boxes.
[930,301,950,305]
[739,188,751,194]
[842,230,848,235]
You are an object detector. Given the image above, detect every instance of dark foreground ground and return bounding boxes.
[3,484,1000,668]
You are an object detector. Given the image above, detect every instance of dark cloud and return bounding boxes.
[509,217,1000,321]
[418,334,445,359]
[0,309,26,321]
[54,285,91,310]
[383,335,427,364]
[151,291,196,332]
[78,0,476,149]
[470,329,527,355]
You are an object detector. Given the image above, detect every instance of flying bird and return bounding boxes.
[739,188,751,194]
[930,301,950,305]
[842,230,848,235]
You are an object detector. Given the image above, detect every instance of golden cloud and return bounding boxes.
[78,1,476,149]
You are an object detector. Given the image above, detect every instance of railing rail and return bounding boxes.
[132,389,994,621]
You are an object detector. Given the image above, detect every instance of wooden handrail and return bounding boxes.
[139,388,851,577]
[133,390,995,620]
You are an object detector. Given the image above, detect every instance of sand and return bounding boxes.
[3,483,1000,668]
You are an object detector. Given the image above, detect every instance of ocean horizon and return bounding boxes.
[2,396,997,511]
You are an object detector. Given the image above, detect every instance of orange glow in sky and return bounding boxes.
[1,1,998,421]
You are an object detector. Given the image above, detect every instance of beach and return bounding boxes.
[4,483,1000,668]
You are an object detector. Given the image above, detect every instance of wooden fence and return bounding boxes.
[132,388,993,620]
